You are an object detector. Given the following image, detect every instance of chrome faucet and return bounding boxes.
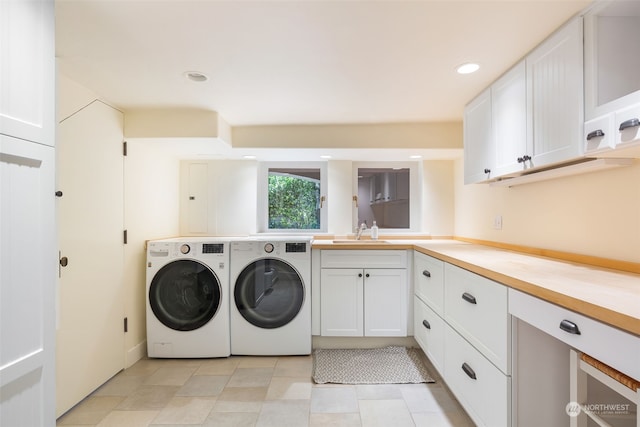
[356,222,367,240]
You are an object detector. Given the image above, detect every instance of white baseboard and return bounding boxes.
[125,340,147,368]
[312,336,417,349]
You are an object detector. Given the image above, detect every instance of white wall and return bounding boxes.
[179,158,456,237]
[124,139,182,365]
[453,158,640,262]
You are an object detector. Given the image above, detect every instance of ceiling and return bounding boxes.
[55,0,591,128]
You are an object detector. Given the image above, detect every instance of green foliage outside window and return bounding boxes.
[268,174,320,229]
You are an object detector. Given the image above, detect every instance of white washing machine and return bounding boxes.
[146,238,231,358]
[230,237,312,355]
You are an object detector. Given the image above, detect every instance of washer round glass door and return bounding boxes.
[149,259,222,331]
[234,258,304,329]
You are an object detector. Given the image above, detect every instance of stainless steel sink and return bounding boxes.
[332,240,389,244]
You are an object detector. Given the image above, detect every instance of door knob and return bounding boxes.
[60,256,69,267]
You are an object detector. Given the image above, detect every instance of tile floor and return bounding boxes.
[56,350,474,427]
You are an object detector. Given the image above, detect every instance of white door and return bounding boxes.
[1,136,56,426]
[320,268,364,336]
[56,100,125,416]
[1,1,56,425]
[364,269,407,337]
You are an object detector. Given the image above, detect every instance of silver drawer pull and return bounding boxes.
[619,118,640,132]
[422,319,431,330]
[462,362,477,380]
[559,319,581,335]
[422,270,431,278]
[462,292,477,304]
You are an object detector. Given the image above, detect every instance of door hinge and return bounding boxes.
[123,141,128,156]
[123,229,128,244]
[124,317,128,333]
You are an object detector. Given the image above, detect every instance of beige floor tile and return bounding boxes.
[121,358,164,377]
[227,368,274,388]
[217,386,268,402]
[144,366,197,386]
[310,386,359,413]
[213,400,263,413]
[359,399,414,427]
[95,410,159,427]
[256,400,310,427]
[92,374,146,396]
[355,384,403,400]
[57,396,124,425]
[273,356,313,377]
[309,412,361,427]
[266,377,312,400]
[195,358,240,376]
[116,385,180,410]
[202,411,258,427]
[237,357,279,368]
[400,383,461,413]
[176,375,229,397]
[151,396,216,425]
[412,411,476,427]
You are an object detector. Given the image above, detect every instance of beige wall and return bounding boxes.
[453,158,640,263]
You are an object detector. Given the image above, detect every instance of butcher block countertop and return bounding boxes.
[312,238,640,337]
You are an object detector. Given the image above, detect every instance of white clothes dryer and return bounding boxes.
[146,238,230,358]
[230,237,312,355]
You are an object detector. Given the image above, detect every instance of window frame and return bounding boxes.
[257,161,328,233]
[352,161,421,233]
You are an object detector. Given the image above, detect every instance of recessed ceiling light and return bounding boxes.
[184,71,209,82]
[243,155,256,159]
[456,63,480,74]
[320,155,332,159]
[410,155,423,159]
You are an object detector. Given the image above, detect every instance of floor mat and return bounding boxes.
[312,346,435,384]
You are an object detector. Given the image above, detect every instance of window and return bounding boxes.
[258,162,327,233]
[353,162,421,232]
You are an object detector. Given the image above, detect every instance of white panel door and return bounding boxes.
[56,101,125,416]
[0,0,55,145]
[0,135,56,426]
[463,88,493,184]
[364,269,407,337]
[320,268,363,336]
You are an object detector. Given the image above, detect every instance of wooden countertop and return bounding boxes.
[312,239,640,336]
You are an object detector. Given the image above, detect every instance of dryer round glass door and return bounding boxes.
[234,259,304,329]
[149,259,222,331]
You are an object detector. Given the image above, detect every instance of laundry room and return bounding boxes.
[5,1,640,426]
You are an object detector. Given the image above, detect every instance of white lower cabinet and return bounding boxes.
[444,324,511,427]
[412,251,512,426]
[413,297,445,375]
[320,250,408,337]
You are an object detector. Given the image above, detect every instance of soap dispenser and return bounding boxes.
[371,221,379,240]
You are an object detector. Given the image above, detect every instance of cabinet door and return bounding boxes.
[0,0,55,146]
[1,135,56,426]
[414,297,445,375]
[463,88,493,184]
[492,61,527,177]
[364,269,407,337]
[320,268,363,336]
[413,251,444,316]
[527,17,583,167]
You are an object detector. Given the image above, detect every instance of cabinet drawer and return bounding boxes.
[444,264,510,373]
[615,103,640,148]
[320,250,407,269]
[444,325,510,427]
[509,289,640,381]
[413,251,444,316]
[413,297,444,375]
[584,114,615,155]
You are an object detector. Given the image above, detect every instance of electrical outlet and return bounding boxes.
[493,215,503,230]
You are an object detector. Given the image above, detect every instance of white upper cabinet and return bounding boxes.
[491,60,527,177]
[526,17,584,168]
[0,0,55,146]
[464,17,584,184]
[583,0,640,157]
[584,1,640,121]
[463,88,493,184]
